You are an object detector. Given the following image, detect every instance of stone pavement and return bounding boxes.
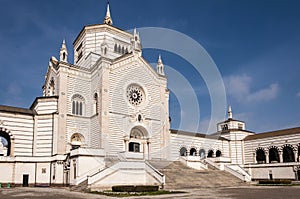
[1,186,300,199]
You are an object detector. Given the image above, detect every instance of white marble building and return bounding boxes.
[0,3,299,189]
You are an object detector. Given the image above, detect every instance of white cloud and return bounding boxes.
[297,92,300,97]
[224,74,279,103]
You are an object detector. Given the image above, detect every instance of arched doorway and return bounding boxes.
[127,127,149,158]
[199,149,205,158]
[256,148,266,164]
[190,148,197,156]
[207,150,214,158]
[180,147,187,156]
[0,131,11,156]
[216,150,222,157]
[129,142,140,152]
[269,147,279,163]
[282,145,295,162]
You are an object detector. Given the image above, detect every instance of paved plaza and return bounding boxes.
[1,186,300,199]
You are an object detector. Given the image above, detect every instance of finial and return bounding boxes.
[228,105,233,119]
[158,54,162,62]
[103,1,113,25]
[60,39,68,62]
[156,54,165,76]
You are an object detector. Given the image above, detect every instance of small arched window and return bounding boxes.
[70,133,84,150]
[190,148,197,156]
[207,150,214,158]
[180,147,187,156]
[71,94,85,116]
[216,150,222,157]
[114,44,117,52]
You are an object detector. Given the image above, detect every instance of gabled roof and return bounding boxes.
[244,126,300,141]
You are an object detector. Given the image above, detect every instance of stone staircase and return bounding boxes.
[149,161,245,190]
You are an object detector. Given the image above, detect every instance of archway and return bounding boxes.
[256,148,266,164]
[189,148,197,156]
[0,131,11,156]
[216,150,222,157]
[128,127,148,154]
[199,149,205,158]
[282,145,295,162]
[207,150,214,158]
[180,147,187,156]
[269,147,279,163]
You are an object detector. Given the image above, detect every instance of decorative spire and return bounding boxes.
[156,54,165,76]
[131,28,142,54]
[103,2,113,25]
[60,39,68,62]
[228,105,233,119]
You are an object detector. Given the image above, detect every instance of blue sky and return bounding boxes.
[0,0,299,133]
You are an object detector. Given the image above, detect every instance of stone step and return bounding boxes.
[149,161,245,190]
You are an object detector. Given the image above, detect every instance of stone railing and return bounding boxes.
[224,164,251,182]
[145,161,165,187]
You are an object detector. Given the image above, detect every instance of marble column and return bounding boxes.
[294,150,298,162]
[266,152,269,164]
[279,151,283,163]
[124,136,129,152]
[142,141,147,160]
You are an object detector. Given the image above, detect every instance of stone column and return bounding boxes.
[142,140,147,160]
[279,151,283,163]
[124,136,129,152]
[266,152,269,164]
[253,152,257,164]
[294,150,298,162]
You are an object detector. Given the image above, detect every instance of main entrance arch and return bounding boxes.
[126,126,150,159]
